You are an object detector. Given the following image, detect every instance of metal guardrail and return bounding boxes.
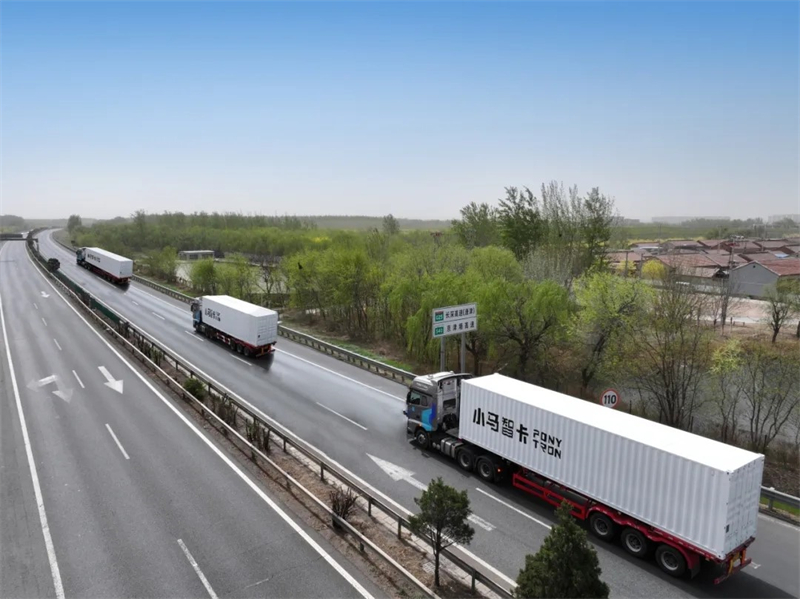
[29,236,512,598]
[45,231,800,519]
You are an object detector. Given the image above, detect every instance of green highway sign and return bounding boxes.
[434,326,445,336]
[431,302,478,339]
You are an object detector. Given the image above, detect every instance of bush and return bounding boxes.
[183,377,206,400]
[329,487,359,524]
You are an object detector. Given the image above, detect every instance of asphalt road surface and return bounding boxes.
[36,231,800,598]
[0,239,383,599]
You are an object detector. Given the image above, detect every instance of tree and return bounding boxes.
[190,258,217,294]
[408,477,475,588]
[709,339,744,444]
[763,280,798,343]
[705,271,741,331]
[571,272,652,397]
[641,259,668,280]
[67,214,82,233]
[497,187,543,261]
[622,270,712,430]
[739,341,800,453]
[382,214,400,236]
[514,502,609,599]
[451,202,500,249]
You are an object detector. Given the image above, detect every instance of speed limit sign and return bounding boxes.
[600,388,620,409]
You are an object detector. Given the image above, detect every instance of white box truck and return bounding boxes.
[76,247,133,285]
[190,295,278,359]
[404,372,763,584]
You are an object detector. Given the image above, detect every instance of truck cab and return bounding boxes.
[190,298,203,329]
[76,247,86,265]
[405,372,471,446]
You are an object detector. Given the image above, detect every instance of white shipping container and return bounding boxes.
[201,295,278,347]
[84,247,133,279]
[460,374,763,560]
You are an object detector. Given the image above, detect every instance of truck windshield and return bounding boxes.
[407,390,429,407]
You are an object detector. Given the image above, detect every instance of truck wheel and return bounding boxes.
[475,457,495,483]
[655,545,687,578]
[243,347,252,358]
[415,429,430,449]
[588,513,617,541]
[457,448,475,472]
[621,528,651,558]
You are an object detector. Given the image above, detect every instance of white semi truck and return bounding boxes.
[404,372,764,584]
[190,295,278,359]
[76,247,133,285]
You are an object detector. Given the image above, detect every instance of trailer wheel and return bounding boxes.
[475,457,495,482]
[588,513,617,541]
[243,347,252,358]
[457,448,475,472]
[621,528,651,558]
[655,545,687,578]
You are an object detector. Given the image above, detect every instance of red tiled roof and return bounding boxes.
[781,245,799,255]
[657,254,725,269]
[758,258,800,277]
[755,240,792,250]
[741,252,781,262]
[697,239,725,248]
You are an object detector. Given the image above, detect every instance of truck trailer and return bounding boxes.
[76,247,133,285]
[190,295,278,358]
[404,372,764,583]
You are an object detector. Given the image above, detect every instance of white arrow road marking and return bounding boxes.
[315,402,368,431]
[367,454,428,491]
[98,366,124,394]
[105,424,130,460]
[40,291,50,298]
[750,562,761,569]
[468,514,495,531]
[72,370,85,389]
[26,375,73,403]
[177,539,218,599]
[475,487,552,530]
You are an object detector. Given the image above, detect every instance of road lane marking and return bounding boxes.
[0,289,65,599]
[185,330,204,342]
[468,514,495,532]
[230,354,251,366]
[27,249,375,599]
[132,300,139,306]
[750,562,761,569]
[34,302,39,310]
[177,539,218,599]
[152,311,165,320]
[41,317,48,327]
[72,370,85,389]
[53,338,62,351]
[278,348,405,402]
[475,487,552,530]
[105,424,130,460]
[316,402,368,431]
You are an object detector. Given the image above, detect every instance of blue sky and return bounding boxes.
[1,1,797,221]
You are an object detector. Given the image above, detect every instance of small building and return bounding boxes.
[720,240,763,254]
[697,239,726,250]
[661,239,703,252]
[178,250,215,261]
[754,239,791,251]
[728,258,800,298]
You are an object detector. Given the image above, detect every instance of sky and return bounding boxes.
[1,1,798,222]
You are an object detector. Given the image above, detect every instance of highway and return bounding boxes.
[36,230,800,599]
[0,239,383,599]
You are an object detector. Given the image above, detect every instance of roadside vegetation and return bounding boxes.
[67,186,800,497]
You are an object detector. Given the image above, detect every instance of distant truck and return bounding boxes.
[76,247,133,285]
[405,372,763,584]
[190,295,278,358]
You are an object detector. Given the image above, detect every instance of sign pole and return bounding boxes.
[440,337,445,372]
[460,333,466,373]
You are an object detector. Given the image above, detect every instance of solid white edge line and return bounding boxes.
[32,237,516,588]
[25,244,375,599]
[105,424,130,460]
[278,348,405,402]
[0,271,65,598]
[41,317,47,327]
[152,311,166,320]
[72,370,85,389]
[230,354,251,366]
[177,538,218,599]
[53,338,62,351]
[315,402,368,431]
[475,487,552,530]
